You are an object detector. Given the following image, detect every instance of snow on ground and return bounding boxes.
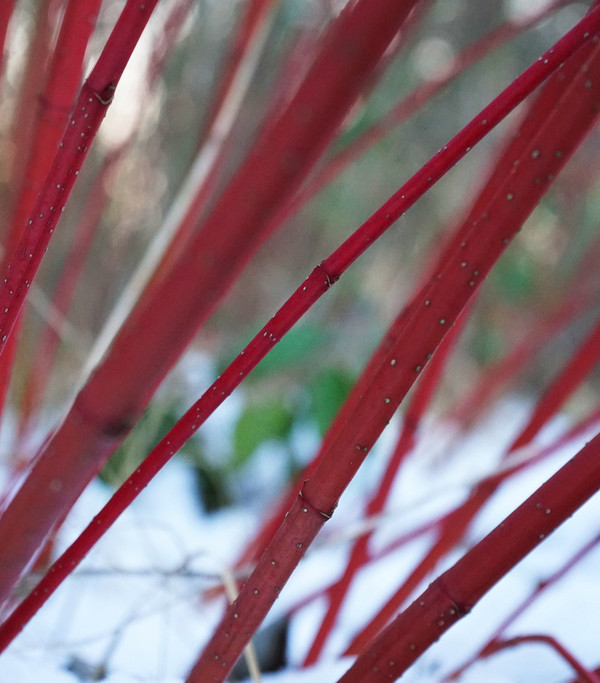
[1,389,600,682]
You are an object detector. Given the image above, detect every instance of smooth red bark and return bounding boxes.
[0,0,421,608]
[302,304,472,665]
[0,6,598,660]
[4,0,103,267]
[188,21,600,681]
[0,0,161,605]
[337,431,600,682]
[348,32,600,654]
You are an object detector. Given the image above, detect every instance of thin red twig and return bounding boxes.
[482,635,600,683]
[0,0,160,361]
[0,5,598,660]
[336,432,600,682]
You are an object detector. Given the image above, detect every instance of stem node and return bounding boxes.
[298,485,335,520]
[90,82,115,106]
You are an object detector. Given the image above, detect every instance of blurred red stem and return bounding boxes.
[336,433,600,683]
[0,0,159,362]
[282,0,572,224]
[1,7,597,650]
[482,635,600,683]
[302,303,472,665]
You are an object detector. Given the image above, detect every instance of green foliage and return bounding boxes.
[490,247,536,302]
[100,401,232,511]
[471,323,504,365]
[308,367,355,435]
[99,402,178,487]
[233,399,294,467]
[221,324,327,381]
[192,461,231,512]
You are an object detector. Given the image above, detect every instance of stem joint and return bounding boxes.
[298,485,334,520]
[316,263,339,288]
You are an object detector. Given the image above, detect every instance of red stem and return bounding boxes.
[0,1,16,82]
[238,206,596,575]
[347,32,600,654]
[281,0,572,226]
[449,291,597,429]
[482,635,600,683]
[14,150,121,455]
[0,6,597,655]
[349,307,600,652]
[302,303,472,665]
[2,0,58,230]
[0,0,160,361]
[0,0,422,608]
[4,0,104,268]
[195,0,276,149]
[449,205,600,429]
[510,319,600,451]
[336,432,600,682]
[147,0,195,88]
[15,0,193,456]
[0,0,103,419]
[144,0,277,287]
[445,531,600,680]
[289,402,600,621]
[368,400,600,573]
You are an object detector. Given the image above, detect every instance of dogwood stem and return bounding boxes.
[337,431,600,682]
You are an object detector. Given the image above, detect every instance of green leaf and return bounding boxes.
[491,248,536,302]
[309,367,355,435]
[99,402,179,487]
[472,324,504,365]
[245,325,327,380]
[233,400,294,467]
[192,462,231,513]
[334,106,374,151]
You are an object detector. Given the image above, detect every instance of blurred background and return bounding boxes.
[0,0,599,510]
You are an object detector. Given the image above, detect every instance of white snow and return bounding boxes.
[1,393,600,682]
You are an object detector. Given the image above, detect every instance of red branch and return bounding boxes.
[14,151,120,455]
[302,303,472,665]
[0,1,17,89]
[0,0,160,360]
[280,0,573,225]
[482,635,600,683]
[445,531,600,680]
[0,0,423,609]
[0,6,598,659]
[336,432,600,682]
[4,0,104,267]
[347,31,600,655]
[2,0,56,224]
